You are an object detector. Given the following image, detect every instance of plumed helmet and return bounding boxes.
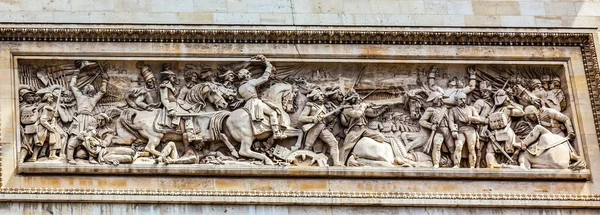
[531,79,542,87]
[494,89,508,106]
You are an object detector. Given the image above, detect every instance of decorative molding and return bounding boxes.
[1,27,599,203]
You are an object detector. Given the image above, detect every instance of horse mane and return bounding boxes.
[185,83,211,112]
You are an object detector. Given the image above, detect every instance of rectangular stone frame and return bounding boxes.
[0,26,600,208]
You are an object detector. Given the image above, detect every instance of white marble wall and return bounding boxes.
[0,0,598,28]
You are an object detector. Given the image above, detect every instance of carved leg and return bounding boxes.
[431,133,443,168]
[320,129,342,166]
[238,136,273,165]
[486,144,500,168]
[27,145,41,162]
[66,136,79,164]
[453,133,466,168]
[220,133,239,158]
[465,129,477,168]
[19,148,28,164]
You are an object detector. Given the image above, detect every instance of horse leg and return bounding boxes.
[220,133,239,158]
[518,153,530,170]
[140,129,162,157]
[238,136,273,165]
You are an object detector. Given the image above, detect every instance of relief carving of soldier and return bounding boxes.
[65,61,109,164]
[419,92,453,168]
[448,91,487,168]
[483,89,524,168]
[299,88,342,166]
[19,86,41,163]
[339,89,386,165]
[125,64,159,111]
[237,55,286,139]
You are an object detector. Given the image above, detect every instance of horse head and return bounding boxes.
[405,89,425,120]
[190,83,228,111]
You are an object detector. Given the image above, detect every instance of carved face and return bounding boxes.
[238,69,251,81]
[146,78,156,89]
[184,71,198,84]
[82,84,96,97]
[223,70,234,82]
[526,113,538,122]
[328,90,344,103]
[23,93,35,104]
[550,81,560,89]
[481,90,491,99]
[457,97,466,107]
[408,98,423,120]
[168,74,179,85]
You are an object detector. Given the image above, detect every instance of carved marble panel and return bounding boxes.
[15,57,587,177]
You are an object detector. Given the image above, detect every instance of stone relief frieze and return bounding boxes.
[16,56,586,171]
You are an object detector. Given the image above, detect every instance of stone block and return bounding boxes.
[544,2,576,16]
[41,0,71,12]
[400,1,425,15]
[501,16,535,27]
[114,0,151,12]
[575,2,600,16]
[292,0,316,13]
[444,15,465,26]
[193,0,227,12]
[0,0,20,11]
[260,13,293,25]
[448,1,473,15]
[473,1,520,16]
[464,15,501,26]
[151,0,194,12]
[227,0,247,13]
[412,15,444,26]
[534,16,563,27]
[316,0,344,13]
[369,0,400,15]
[319,13,343,25]
[247,0,292,13]
[343,0,371,14]
[178,12,214,24]
[562,16,600,28]
[424,0,448,15]
[519,2,545,16]
[214,12,260,24]
[53,12,91,23]
[293,13,320,25]
[19,0,43,11]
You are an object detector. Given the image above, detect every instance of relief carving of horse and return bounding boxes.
[117,82,302,165]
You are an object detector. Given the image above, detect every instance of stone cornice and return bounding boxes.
[0,27,593,45]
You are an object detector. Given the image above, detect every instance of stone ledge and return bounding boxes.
[17,163,590,180]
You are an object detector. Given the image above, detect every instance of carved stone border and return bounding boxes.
[1,28,599,204]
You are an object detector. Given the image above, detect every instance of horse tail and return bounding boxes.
[119,109,144,139]
[209,111,230,139]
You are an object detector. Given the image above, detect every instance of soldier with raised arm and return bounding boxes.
[65,61,109,164]
[237,55,286,139]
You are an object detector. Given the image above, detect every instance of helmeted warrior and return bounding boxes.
[38,93,62,160]
[237,55,286,139]
[339,89,386,164]
[125,64,159,111]
[549,77,566,111]
[299,88,342,166]
[19,86,41,163]
[175,65,203,143]
[419,91,453,168]
[484,89,524,168]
